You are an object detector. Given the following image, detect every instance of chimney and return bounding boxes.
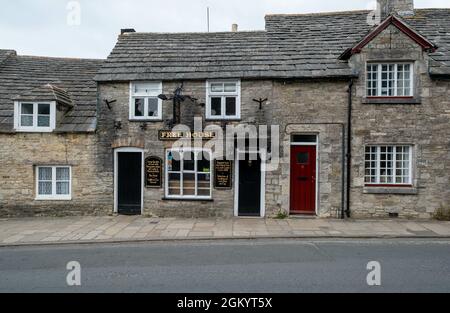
[231,24,238,32]
[121,28,136,35]
[378,0,415,19]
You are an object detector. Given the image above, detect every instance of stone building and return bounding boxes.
[0,51,110,216]
[0,0,449,218]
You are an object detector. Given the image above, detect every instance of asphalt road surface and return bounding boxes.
[0,239,449,293]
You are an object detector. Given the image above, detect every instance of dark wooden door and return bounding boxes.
[238,154,261,216]
[290,146,316,214]
[117,152,142,215]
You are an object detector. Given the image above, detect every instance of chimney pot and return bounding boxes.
[231,24,238,32]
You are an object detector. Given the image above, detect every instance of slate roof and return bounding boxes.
[13,84,74,108]
[0,52,103,133]
[95,9,450,81]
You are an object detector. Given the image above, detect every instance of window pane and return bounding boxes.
[38,115,50,127]
[38,167,52,180]
[168,173,181,195]
[38,103,50,115]
[197,173,211,196]
[134,98,144,116]
[183,151,195,171]
[182,173,195,196]
[133,83,158,95]
[224,83,237,92]
[292,134,317,143]
[225,97,236,116]
[38,182,52,195]
[56,182,69,195]
[21,103,33,114]
[197,152,210,173]
[210,83,223,93]
[21,115,33,127]
[167,151,181,172]
[296,152,309,164]
[210,97,222,116]
[148,98,159,117]
[56,167,70,181]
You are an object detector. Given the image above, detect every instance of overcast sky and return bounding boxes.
[0,0,448,59]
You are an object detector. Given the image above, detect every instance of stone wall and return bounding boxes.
[97,79,349,218]
[0,133,111,217]
[349,24,450,218]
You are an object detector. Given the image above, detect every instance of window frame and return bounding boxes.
[14,101,56,132]
[364,145,413,187]
[35,166,72,200]
[165,148,212,200]
[206,80,241,120]
[366,62,414,98]
[129,81,163,121]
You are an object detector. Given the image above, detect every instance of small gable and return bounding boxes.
[13,84,74,109]
[339,15,437,60]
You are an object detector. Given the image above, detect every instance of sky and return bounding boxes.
[0,0,449,59]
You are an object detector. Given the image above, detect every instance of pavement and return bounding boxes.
[0,216,449,246]
[1,239,450,292]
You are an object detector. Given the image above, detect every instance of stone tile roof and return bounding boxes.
[13,84,74,108]
[0,52,103,133]
[95,9,450,81]
[404,9,450,76]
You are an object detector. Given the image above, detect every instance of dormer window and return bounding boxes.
[129,82,162,120]
[14,101,56,132]
[367,63,413,97]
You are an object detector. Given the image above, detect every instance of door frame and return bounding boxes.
[290,135,319,216]
[114,147,145,214]
[234,149,266,218]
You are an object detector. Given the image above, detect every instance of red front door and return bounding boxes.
[290,145,316,214]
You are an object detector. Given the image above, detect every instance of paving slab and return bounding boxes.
[0,216,448,246]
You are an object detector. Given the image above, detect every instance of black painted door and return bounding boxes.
[238,154,261,216]
[117,152,142,215]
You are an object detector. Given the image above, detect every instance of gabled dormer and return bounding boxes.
[340,13,438,105]
[13,84,74,132]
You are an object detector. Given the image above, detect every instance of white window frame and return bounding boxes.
[206,80,241,120]
[165,148,212,200]
[35,166,72,200]
[364,145,413,186]
[366,63,414,97]
[129,81,163,120]
[14,101,56,132]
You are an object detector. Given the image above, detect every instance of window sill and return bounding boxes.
[129,119,163,122]
[35,197,72,201]
[15,128,54,133]
[162,197,214,202]
[363,97,421,105]
[205,118,241,122]
[363,186,417,195]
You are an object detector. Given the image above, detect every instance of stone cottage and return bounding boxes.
[0,0,449,219]
[0,51,110,216]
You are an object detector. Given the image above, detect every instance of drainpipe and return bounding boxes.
[345,80,354,218]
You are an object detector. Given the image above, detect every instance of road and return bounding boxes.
[0,239,449,293]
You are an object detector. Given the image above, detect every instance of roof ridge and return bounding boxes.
[122,30,266,36]
[17,54,104,62]
[265,9,371,18]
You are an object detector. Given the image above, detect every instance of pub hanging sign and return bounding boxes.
[145,156,163,188]
[214,160,233,190]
